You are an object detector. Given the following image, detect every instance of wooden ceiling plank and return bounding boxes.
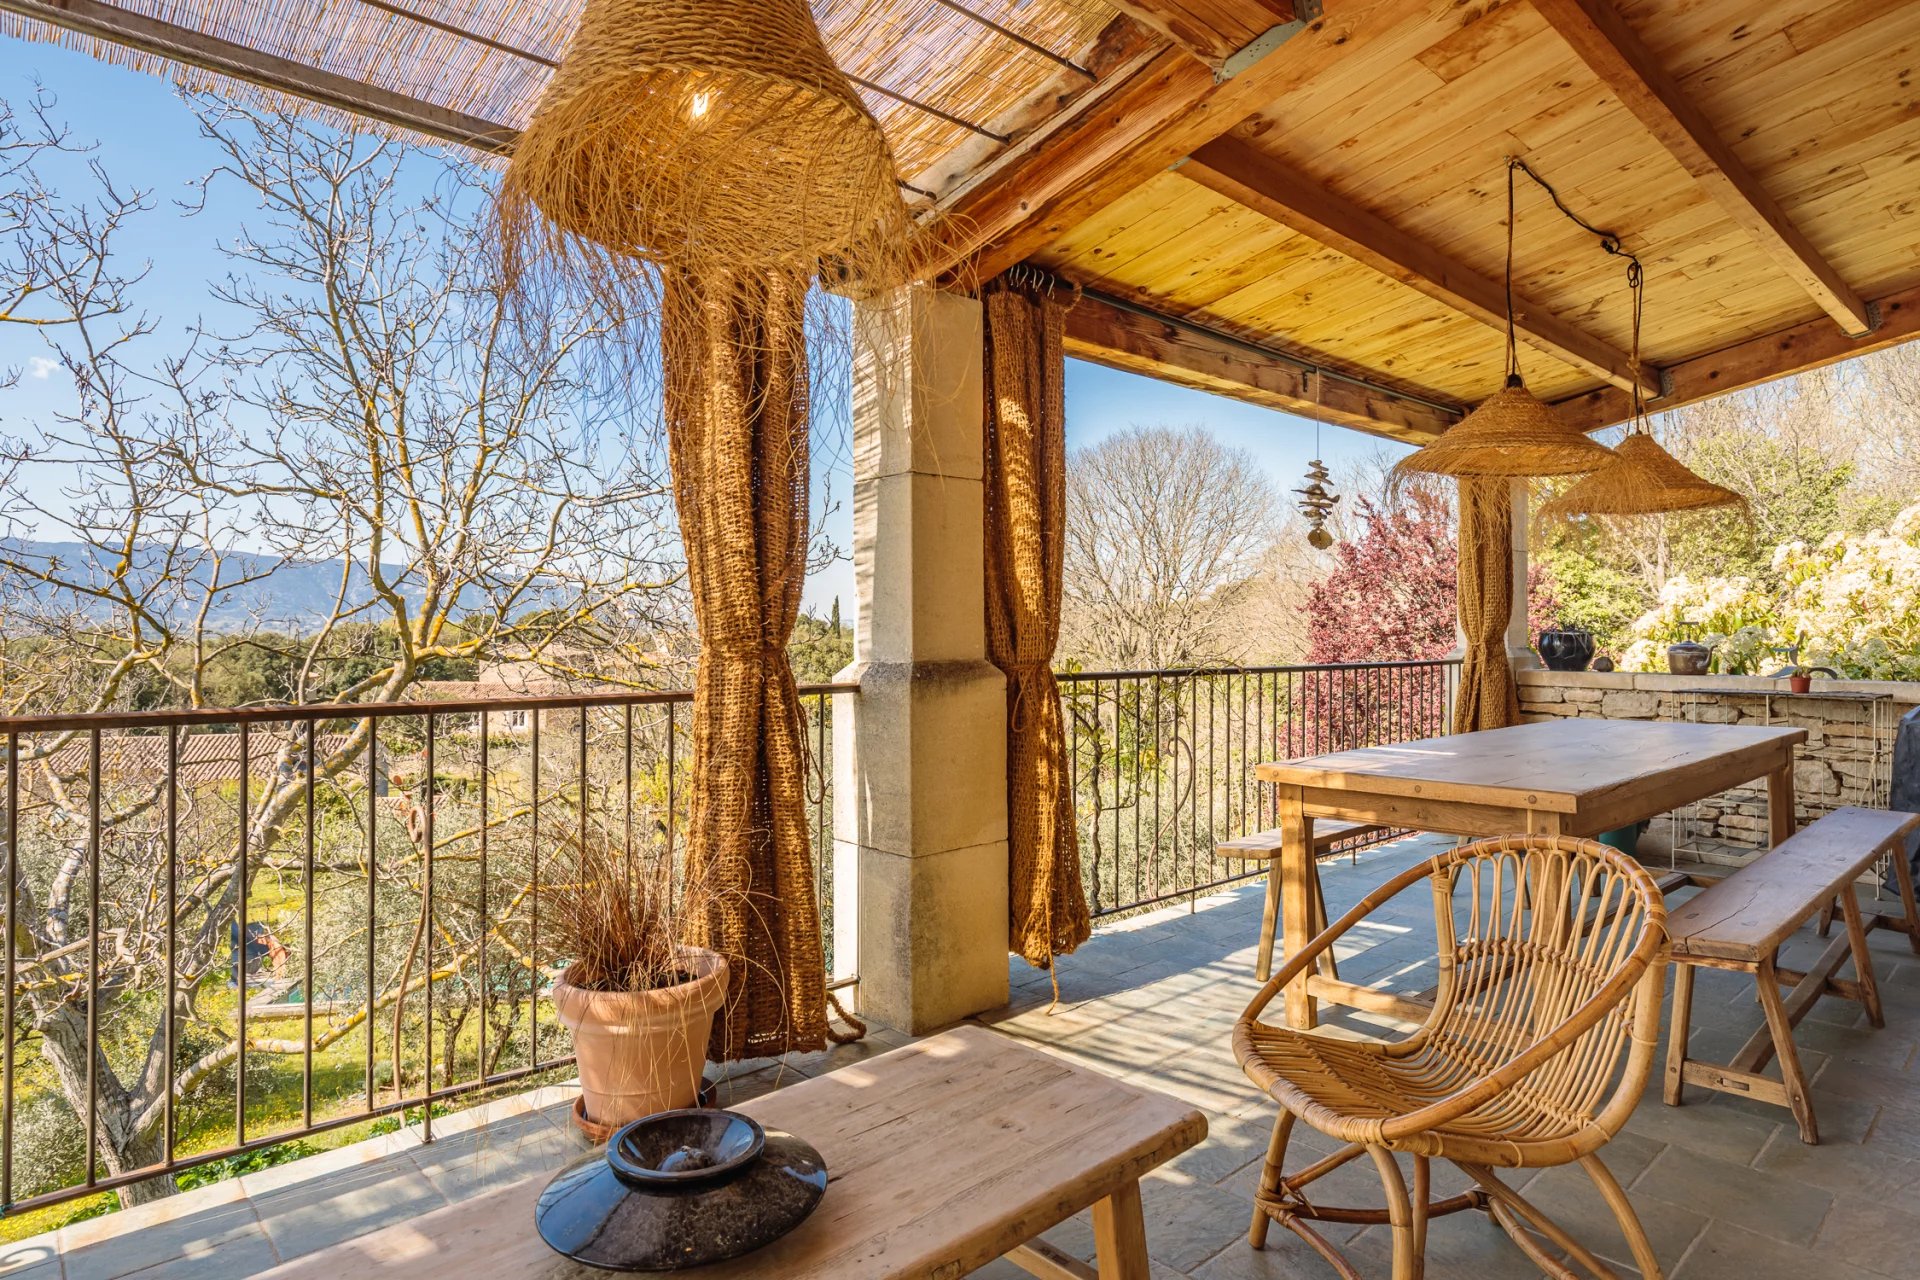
[0,0,520,153]
[1180,136,1662,396]
[1556,280,1920,432]
[1532,0,1875,337]
[1064,292,1462,443]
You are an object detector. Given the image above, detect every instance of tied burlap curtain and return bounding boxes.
[1454,476,1522,734]
[983,275,1091,968]
[663,268,826,1059]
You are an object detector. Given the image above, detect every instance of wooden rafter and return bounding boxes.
[936,3,1346,283]
[1101,0,1306,66]
[1065,292,1462,444]
[1556,281,1920,433]
[1181,136,1662,398]
[0,0,520,152]
[1531,0,1873,337]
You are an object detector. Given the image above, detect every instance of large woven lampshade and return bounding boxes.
[1541,431,1744,519]
[1397,160,1616,480]
[500,0,906,279]
[1399,373,1616,477]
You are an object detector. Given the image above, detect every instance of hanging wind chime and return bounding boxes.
[1295,379,1341,548]
[1397,160,1617,479]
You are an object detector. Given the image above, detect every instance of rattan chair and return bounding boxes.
[1234,835,1669,1280]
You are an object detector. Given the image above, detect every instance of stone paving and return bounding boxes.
[10,832,1920,1278]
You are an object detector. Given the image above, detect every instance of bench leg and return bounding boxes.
[1664,961,1694,1106]
[1091,1179,1151,1280]
[1755,955,1819,1144]
[1890,841,1920,956]
[1838,885,1885,1028]
[1256,865,1281,983]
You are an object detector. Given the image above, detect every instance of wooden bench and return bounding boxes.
[1218,819,1387,981]
[1664,805,1920,1143]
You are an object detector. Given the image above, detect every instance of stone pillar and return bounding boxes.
[832,286,1009,1034]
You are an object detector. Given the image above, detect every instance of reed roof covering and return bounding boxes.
[0,0,1120,196]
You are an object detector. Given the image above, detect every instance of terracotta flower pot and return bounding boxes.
[552,946,728,1135]
[1789,674,1812,694]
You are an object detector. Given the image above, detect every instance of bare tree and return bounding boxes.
[0,100,683,1202]
[1061,425,1278,669]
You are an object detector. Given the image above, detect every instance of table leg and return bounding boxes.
[1767,762,1798,847]
[1278,789,1317,1029]
[1091,1180,1151,1280]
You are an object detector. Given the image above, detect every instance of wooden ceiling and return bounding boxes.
[11,0,1919,444]
[966,0,1920,441]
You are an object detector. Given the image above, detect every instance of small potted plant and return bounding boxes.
[544,833,727,1140]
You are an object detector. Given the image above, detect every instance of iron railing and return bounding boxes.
[1059,659,1461,917]
[0,685,848,1216]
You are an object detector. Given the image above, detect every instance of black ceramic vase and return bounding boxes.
[535,1110,827,1271]
[1537,628,1595,673]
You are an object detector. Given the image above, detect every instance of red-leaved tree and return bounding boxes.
[1291,489,1558,751]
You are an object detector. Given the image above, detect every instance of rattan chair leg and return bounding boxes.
[1368,1145,1420,1280]
[1410,1155,1431,1276]
[1249,1110,1295,1248]
[1466,1164,1627,1280]
[1579,1153,1662,1279]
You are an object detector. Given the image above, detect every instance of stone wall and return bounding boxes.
[1518,669,1918,849]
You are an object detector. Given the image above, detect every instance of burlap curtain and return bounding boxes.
[1454,476,1522,734]
[662,268,825,1059]
[983,276,1091,968]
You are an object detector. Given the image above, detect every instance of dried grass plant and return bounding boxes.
[543,828,694,993]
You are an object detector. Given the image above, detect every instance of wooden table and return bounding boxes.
[1255,718,1808,1027]
[260,1025,1206,1280]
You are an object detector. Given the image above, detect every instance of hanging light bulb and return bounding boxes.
[1398,160,1616,479]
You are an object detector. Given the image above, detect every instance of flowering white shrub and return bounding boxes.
[1619,502,1920,679]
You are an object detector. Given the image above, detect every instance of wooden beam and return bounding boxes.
[1531,0,1872,337]
[1555,281,1920,432]
[0,0,520,153]
[936,2,1347,284]
[1064,291,1463,444]
[1182,135,1663,398]
[1101,0,1306,66]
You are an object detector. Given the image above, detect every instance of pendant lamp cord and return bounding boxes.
[1506,157,1648,425]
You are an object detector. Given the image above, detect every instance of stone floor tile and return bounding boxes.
[251,1159,447,1262]
[1753,1123,1920,1197]
[1675,1220,1883,1280]
[1621,1090,1783,1164]
[1631,1143,1832,1246]
[1506,1160,1706,1273]
[407,1108,586,1200]
[0,1238,60,1279]
[62,1200,272,1280]
[1810,1198,1920,1278]
[1346,1211,1566,1280]
[1795,1017,1917,1070]
[1138,1172,1260,1272]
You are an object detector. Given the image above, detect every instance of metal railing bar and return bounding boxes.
[0,684,860,734]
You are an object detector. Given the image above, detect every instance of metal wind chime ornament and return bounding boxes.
[1296,407,1340,549]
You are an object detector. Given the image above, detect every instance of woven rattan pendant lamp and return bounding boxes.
[1398,162,1616,479]
[498,0,907,283]
[1542,241,1744,520]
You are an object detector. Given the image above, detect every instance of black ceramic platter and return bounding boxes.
[535,1109,827,1272]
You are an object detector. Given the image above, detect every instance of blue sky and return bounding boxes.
[0,40,1409,625]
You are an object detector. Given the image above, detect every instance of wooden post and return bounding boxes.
[1767,762,1798,847]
